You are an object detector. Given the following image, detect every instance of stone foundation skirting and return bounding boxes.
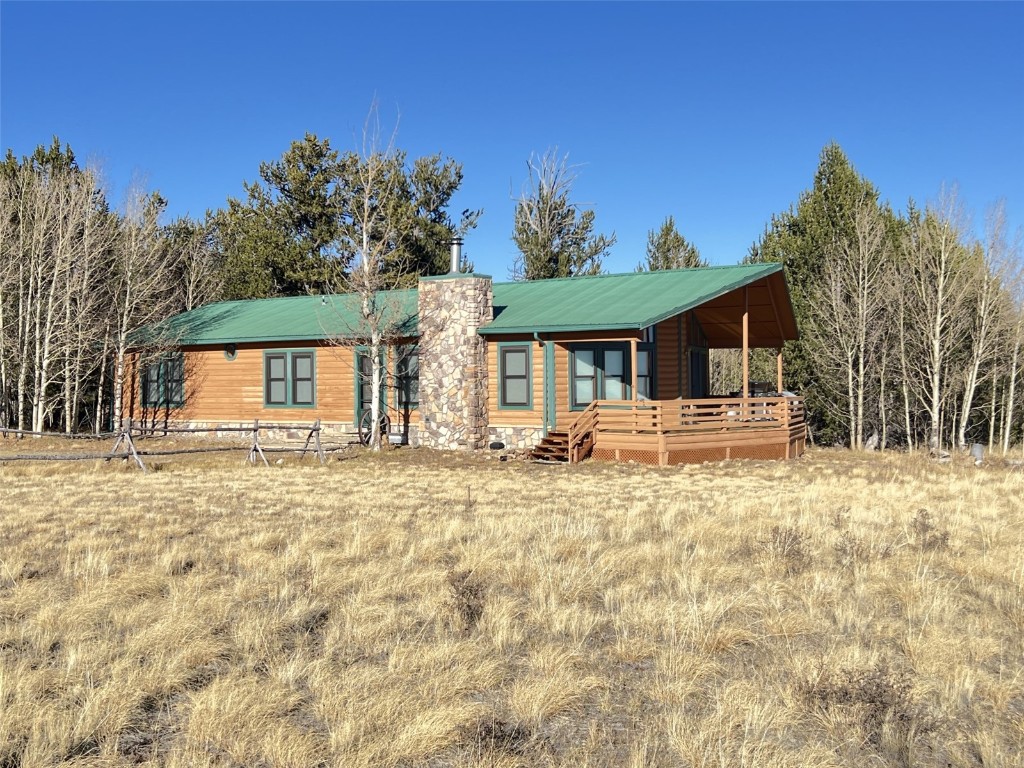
[487,426,543,451]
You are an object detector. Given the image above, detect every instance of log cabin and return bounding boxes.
[127,252,806,465]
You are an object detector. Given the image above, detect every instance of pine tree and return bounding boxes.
[512,150,615,280]
[636,216,706,271]
[747,143,891,445]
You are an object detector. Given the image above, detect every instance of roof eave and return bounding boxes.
[478,322,642,336]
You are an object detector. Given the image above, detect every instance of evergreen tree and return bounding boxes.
[747,143,893,444]
[636,216,706,271]
[212,134,479,298]
[512,150,615,280]
[212,134,343,299]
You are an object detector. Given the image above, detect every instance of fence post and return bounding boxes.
[248,419,269,467]
[314,419,325,465]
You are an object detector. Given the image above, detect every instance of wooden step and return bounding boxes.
[530,431,571,462]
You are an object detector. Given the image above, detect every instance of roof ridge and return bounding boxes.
[193,287,418,311]
[490,262,777,287]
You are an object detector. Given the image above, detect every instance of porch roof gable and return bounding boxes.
[482,263,795,345]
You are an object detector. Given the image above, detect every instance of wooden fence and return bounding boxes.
[0,419,328,472]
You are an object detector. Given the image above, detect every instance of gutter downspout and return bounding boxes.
[534,332,548,438]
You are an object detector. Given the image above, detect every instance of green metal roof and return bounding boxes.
[157,263,784,346]
[483,263,784,335]
[159,290,418,345]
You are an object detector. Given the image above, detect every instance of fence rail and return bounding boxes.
[0,419,328,472]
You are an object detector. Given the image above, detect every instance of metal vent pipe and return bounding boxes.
[449,237,463,273]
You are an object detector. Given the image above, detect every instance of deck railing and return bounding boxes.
[567,399,599,463]
[571,396,806,463]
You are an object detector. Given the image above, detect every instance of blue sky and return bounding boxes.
[2,1,1022,277]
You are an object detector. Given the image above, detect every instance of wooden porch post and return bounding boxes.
[777,349,784,393]
[742,287,749,402]
[630,337,638,402]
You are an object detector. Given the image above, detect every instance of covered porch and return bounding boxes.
[528,264,806,464]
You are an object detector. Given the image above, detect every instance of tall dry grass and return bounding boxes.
[0,446,1021,767]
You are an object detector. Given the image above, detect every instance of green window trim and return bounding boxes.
[263,349,316,408]
[498,342,532,409]
[141,353,185,409]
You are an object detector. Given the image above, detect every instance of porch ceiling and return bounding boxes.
[693,270,798,348]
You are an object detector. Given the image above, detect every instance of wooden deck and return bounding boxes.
[566,397,806,465]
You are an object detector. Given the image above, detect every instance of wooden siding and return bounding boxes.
[126,341,418,426]
[485,336,544,427]
[554,342,572,429]
[655,313,689,400]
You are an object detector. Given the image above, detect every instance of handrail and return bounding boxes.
[567,400,600,463]
[590,397,805,436]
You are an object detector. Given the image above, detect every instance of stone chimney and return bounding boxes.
[417,255,492,450]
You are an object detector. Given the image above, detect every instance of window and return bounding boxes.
[572,349,596,406]
[571,346,627,409]
[499,344,531,408]
[396,345,419,409]
[570,340,656,408]
[264,350,316,407]
[604,349,626,400]
[636,348,652,399]
[637,326,655,399]
[141,354,184,408]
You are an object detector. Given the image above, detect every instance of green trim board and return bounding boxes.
[497,341,532,409]
[263,349,316,408]
[543,339,556,436]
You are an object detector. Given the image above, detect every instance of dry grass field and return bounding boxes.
[0,441,1022,768]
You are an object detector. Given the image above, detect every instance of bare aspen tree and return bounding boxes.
[956,203,1015,448]
[60,187,115,432]
[109,183,180,427]
[1001,241,1024,453]
[0,173,16,426]
[806,199,890,448]
[900,189,975,451]
[29,168,101,432]
[332,108,408,451]
[173,218,222,311]
[895,273,918,450]
[709,349,743,396]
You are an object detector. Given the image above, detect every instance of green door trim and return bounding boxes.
[543,339,556,436]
